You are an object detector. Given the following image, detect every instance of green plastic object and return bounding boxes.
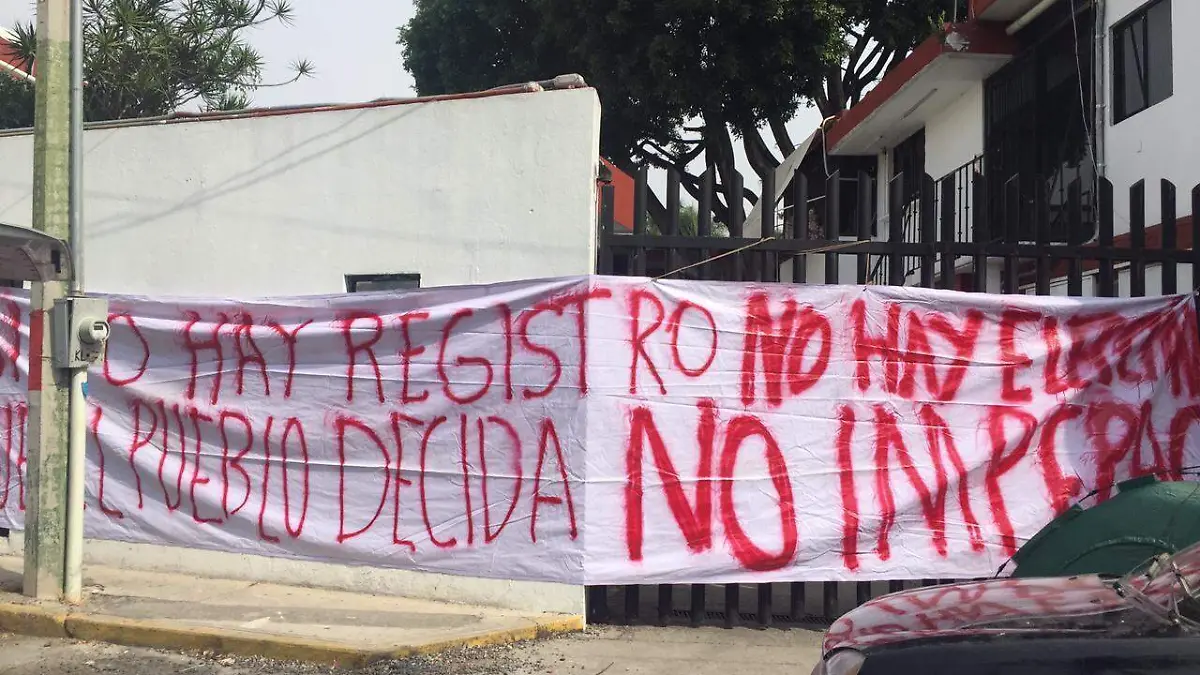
[1011,476,1200,578]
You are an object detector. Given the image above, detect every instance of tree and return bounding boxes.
[399,0,963,224]
[679,204,698,236]
[815,0,967,118]
[400,0,846,222]
[0,76,34,130]
[0,0,312,130]
[645,204,723,237]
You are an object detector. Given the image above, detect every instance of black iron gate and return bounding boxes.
[591,162,1200,628]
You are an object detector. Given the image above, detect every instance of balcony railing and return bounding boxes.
[866,155,1104,286]
[940,155,987,245]
[868,155,987,285]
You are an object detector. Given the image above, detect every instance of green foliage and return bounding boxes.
[400,0,844,169]
[398,0,562,99]
[398,0,962,223]
[645,204,709,237]
[0,0,312,130]
[679,204,698,237]
[822,0,967,113]
[0,76,35,129]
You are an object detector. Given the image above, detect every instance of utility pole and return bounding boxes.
[24,0,72,599]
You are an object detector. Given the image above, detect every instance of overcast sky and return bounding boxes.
[0,0,822,200]
[0,0,418,105]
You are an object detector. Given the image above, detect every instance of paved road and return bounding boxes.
[0,625,824,674]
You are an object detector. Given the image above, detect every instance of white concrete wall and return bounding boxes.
[0,88,602,295]
[923,84,985,278]
[924,83,985,181]
[0,89,600,616]
[1103,0,1197,233]
[0,532,580,614]
[1022,263,1192,298]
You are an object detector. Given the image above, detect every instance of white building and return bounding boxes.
[0,85,602,296]
[0,85,602,616]
[815,0,1192,295]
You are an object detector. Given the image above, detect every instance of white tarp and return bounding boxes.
[0,276,1197,585]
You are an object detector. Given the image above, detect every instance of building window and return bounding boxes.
[890,128,926,233]
[891,129,926,204]
[1113,0,1172,123]
[345,273,421,293]
[984,1,1097,244]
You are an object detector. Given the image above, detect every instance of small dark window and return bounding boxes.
[891,128,926,204]
[1113,0,1172,123]
[345,273,421,293]
[835,156,878,237]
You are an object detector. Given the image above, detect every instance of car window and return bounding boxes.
[864,659,1200,675]
[859,637,1200,674]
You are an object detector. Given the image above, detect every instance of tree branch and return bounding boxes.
[769,116,796,155]
[856,47,898,91]
[641,139,696,175]
[811,86,835,118]
[708,120,741,218]
[825,63,847,114]
[850,41,887,82]
[740,125,780,179]
[678,171,731,226]
[845,33,871,80]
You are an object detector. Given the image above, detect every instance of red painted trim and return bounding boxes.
[28,309,42,392]
[1024,217,1198,284]
[598,158,635,233]
[0,79,592,133]
[825,21,1017,152]
[0,37,31,79]
[165,85,560,124]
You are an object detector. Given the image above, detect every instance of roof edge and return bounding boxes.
[825,21,1017,153]
[0,74,592,137]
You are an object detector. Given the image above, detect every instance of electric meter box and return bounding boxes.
[52,296,110,369]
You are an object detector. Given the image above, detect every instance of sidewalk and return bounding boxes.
[0,556,583,667]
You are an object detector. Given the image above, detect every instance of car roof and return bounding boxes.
[823,574,1136,653]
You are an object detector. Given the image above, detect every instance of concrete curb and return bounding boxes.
[384,615,586,660]
[0,601,584,667]
[0,603,68,638]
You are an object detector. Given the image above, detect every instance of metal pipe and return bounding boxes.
[69,0,83,293]
[64,0,87,605]
[1007,0,1059,35]
[63,366,86,603]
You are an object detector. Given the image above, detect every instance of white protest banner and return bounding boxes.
[583,281,1200,583]
[0,278,594,583]
[0,277,1197,586]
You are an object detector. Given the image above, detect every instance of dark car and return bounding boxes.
[812,542,1200,674]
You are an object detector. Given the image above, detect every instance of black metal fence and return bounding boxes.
[590,163,1200,628]
[938,155,987,246]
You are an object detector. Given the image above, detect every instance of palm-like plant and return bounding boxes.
[0,0,312,129]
